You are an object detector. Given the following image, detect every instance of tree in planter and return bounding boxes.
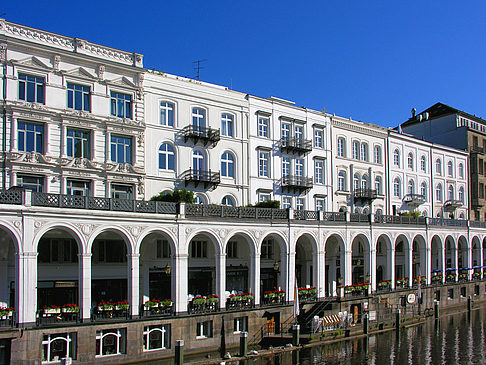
[150,189,195,203]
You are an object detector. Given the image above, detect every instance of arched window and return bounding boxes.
[408,179,415,195]
[422,210,428,217]
[436,183,443,202]
[459,212,465,219]
[221,152,235,178]
[408,153,414,170]
[337,137,345,157]
[421,182,427,200]
[376,209,383,215]
[158,143,175,170]
[353,173,360,190]
[393,177,401,197]
[192,107,206,130]
[195,194,206,204]
[394,149,400,167]
[221,113,234,137]
[374,145,382,164]
[459,163,464,178]
[352,141,360,159]
[375,176,382,194]
[435,158,442,175]
[192,150,205,172]
[221,195,235,206]
[459,186,464,203]
[448,185,454,200]
[338,171,346,191]
[447,161,453,177]
[360,143,368,161]
[420,155,426,172]
[160,101,175,126]
[361,174,368,190]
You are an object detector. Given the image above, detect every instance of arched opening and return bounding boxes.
[412,235,427,286]
[295,234,317,302]
[376,235,392,291]
[188,233,218,301]
[431,235,443,284]
[457,236,469,281]
[139,232,175,316]
[91,231,129,317]
[0,227,17,325]
[445,236,457,282]
[395,235,410,288]
[260,234,286,305]
[325,235,345,297]
[472,237,481,280]
[37,228,80,322]
[351,235,371,291]
[225,234,253,309]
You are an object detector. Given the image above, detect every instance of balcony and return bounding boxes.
[181,169,220,189]
[469,145,484,154]
[182,125,220,147]
[280,137,312,155]
[281,175,313,193]
[353,188,377,202]
[403,193,426,207]
[444,199,463,211]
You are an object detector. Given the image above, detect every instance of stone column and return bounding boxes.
[453,248,459,282]
[79,253,92,321]
[317,250,325,299]
[10,117,17,152]
[390,248,396,290]
[481,245,484,280]
[286,250,296,302]
[251,253,260,305]
[216,253,226,309]
[426,248,432,285]
[441,245,446,284]
[17,251,37,326]
[128,253,140,318]
[408,246,413,288]
[370,249,376,291]
[468,245,473,280]
[174,254,188,313]
[344,250,352,286]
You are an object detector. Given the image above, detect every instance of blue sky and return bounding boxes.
[3,1,486,127]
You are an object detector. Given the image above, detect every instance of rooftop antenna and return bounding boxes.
[193,59,207,81]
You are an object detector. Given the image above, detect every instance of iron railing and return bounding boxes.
[280,137,312,154]
[182,125,220,146]
[374,215,426,225]
[353,188,377,200]
[281,175,313,190]
[403,193,426,205]
[181,169,220,187]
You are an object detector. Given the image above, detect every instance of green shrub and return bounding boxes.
[150,189,195,203]
[253,200,280,209]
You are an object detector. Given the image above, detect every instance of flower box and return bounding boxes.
[62,307,79,313]
[44,308,61,315]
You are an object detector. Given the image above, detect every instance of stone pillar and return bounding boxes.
[408,246,413,288]
[17,251,37,326]
[317,250,325,299]
[286,250,295,301]
[370,249,376,292]
[426,248,432,285]
[174,254,188,313]
[10,116,17,152]
[344,250,352,286]
[481,245,484,280]
[128,253,140,318]
[251,253,260,305]
[453,248,459,282]
[468,245,473,280]
[216,253,226,309]
[441,244,446,284]
[390,248,396,290]
[79,253,92,321]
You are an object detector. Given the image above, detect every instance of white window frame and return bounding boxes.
[394,149,400,167]
[258,117,269,138]
[96,329,126,357]
[258,150,270,177]
[338,171,346,191]
[160,101,175,127]
[42,333,76,363]
[314,128,323,148]
[337,137,345,157]
[352,141,360,160]
[360,143,368,161]
[374,145,381,164]
[221,113,234,137]
[314,160,324,184]
[196,320,213,339]
[393,178,401,197]
[420,156,427,172]
[143,325,170,352]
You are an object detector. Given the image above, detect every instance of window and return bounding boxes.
[421,182,427,201]
[111,184,132,200]
[156,240,170,258]
[436,184,443,202]
[196,320,213,339]
[448,161,454,177]
[258,192,271,202]
[192,108,206,129]
[221,196,235,206]
[296,198,304,210]
[408,180,415,195]
[314,129,323,148]
[375,176,382,195]
[110,92,132,119]
[42,332,77,363]
[160,102,175,126]
[67,180,90,196]
[221,152,235,178]
[191,240,208,258]
[221,113,233,137]
[436,159,442,175]
[17,174,43,192]
[192,150,205,172]
[195,195,206,205]
[337,138,345,157]
[338,171,346,191]
[282,197,292,209]
[67,129,90,158]
[408,153,414,170]
[352,141,360,160]
[360,143,368,161]
[18,121,43,153]
[18,73,44,103]
[459,163,464,179]
[393,177,401,197]
[258,117,269,137]
[459,187,465,203]
[295,159,304,177]
[282,156,290,177]
[67,83,90,111]
[258,151,269,177]
[38,237,77,263]
[374,146,381,164]
[314,160,324,184]
[143,325,170,351]
[281,123,291,142]
[110,135,132,164]
[96,328,126,357]
[158,143,175,171]
[420,156,427,172]
[234,317,248,333]
[294,124,304,142]
[393,149,400,167]
[353,173,360,191]
[261,239,274,259]
[315,198,325,211]
[448,185,454,201]
[361,175,368,190]
[227,241,238,258]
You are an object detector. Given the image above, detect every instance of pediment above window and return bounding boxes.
[13,56,51,71]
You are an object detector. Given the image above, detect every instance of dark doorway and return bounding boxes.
[91,279,127,305]
[188,269,213,296]
[149,272,171,300]
[0,339,11,365]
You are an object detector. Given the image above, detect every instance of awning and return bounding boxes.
[322,314,340,326]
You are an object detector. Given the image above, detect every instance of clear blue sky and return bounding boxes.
[3,1,486,127]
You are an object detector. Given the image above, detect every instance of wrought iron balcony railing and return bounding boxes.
[280,137,312,154]
[469,145,484,154]
[444,199,463,210]
[181,168,220,188]
[403,193,426,206]
[281,175,313,193]
[182,125,220,147]
[353,188,377,201]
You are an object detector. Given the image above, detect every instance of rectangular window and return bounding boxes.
[295,159,304,177]
[17,174,43,192]
[282,197,292,209]
[67,129,90,158]
[18,73,45,103]
[227,241,238,258]
[18,121,44,153]
[258,192,271,202]
[282,156,290,177]
[110,92,132,119]
[191,240,208,258]
[38,238,77,263]
[261,239,274,259]
[314,129,323,148]
[160,102,175,126]
[314,160,324,184]
[42,332,77,363]
[156,239,170,258]
[258,151,269,177]
[111,184,132,200]
[67,83,90,111]
[234,316,248,333]
[296,198,304,210]
[143,324,170,351]
[281,123,290,142]
[96,328,127,357]
[294,125,304,142]
[315,198,325,211]
[258,117,269,137]
[196,320,213,338]
[67,180,90,196]
[110,135,132,164]
[221,113,233,137]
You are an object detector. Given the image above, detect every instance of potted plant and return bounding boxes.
[192,296,206,305]
[473,272,481,280]
[98,301,114,311]
[62,303,79,313]
[432,274,443,283]
[44,305,61,315]
[115,301,129,310]
[243,293,254,301]
[207,295,219,304]
[161,299,172,307]
[0,307,13,318]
